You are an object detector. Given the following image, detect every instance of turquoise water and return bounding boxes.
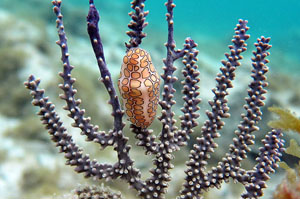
[146,0,300,75]
[2,0,299,74]
[89,0,300,75]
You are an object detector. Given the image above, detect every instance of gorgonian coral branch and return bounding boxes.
[87,0,124,133]
[193,36,273,193]
[53,0,145,191]
[177,38,201,146]
[200,19,250,153]
[242,129,285,199]
[126,0,148,49]
[52,0,115,148]
[221,36,272,182]
[140,2,203,198]
[25,62,143,197]
[137,1,184,198]
[75,185,122,199]
[24,75,115,180]
[130,125,158,155]
[179,19,250,198]
[158,0,179,151]
[85,1,146,189]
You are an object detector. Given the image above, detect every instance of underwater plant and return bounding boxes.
[24,0,285,198]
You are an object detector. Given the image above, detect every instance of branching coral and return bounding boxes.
[24,0,285,198]
[74,185,122,199]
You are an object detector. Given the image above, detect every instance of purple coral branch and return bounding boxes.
[85,8,147,182]
[158,0,179,151]
[242,129,284,199]
[178,31,281,199]
[137,1,202,198]
[177,38,201,146]
[180,19,250,198]
[24,75,115,180]
[126,0,148,49]
[52,0,115,148]
[52,0,145,191]
[137,1,180,197]
[158,1,201,150]
[193,36,273,194]
[87,0,106,64]
[223,36,272,181]
[239,37,285,199]
[87,0,124,133]
[200,19,250,151]
[130,125,158,155]
[86,1,149,189]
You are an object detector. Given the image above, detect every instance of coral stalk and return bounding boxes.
[52,0,143,190]
[126,0,148,49]
[242,129,285,199]
[177,38,201,146]
[52,0,110,147]
[87,0,124,133]
[180,19,250,198]
[24,76,114,179]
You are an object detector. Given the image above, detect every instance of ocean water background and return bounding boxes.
[1,0,300,73]
[85,0,300,75]
[91,0,300,74]
[0,0,299,198]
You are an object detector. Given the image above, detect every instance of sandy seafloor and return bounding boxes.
[0,0,299,198]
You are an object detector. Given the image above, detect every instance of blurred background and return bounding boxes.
[0,0,299,198]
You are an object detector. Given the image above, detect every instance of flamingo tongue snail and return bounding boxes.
[118,48,160,129]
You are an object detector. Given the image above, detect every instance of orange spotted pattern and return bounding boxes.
[118,48,160,128]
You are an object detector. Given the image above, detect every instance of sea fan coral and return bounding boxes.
[24,0,285,198]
